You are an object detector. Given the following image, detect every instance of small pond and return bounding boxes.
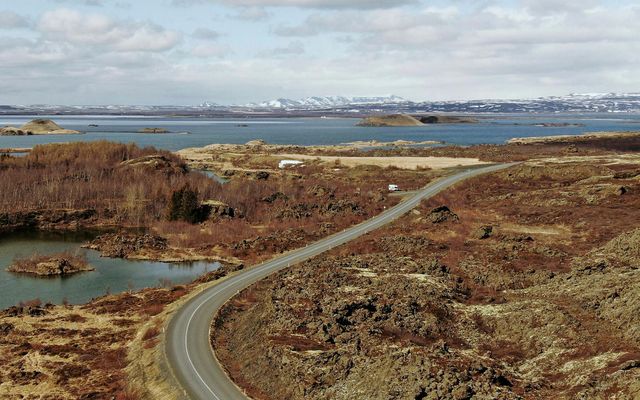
[0,231,219,309]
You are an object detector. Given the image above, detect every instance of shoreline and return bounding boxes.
[0,147,31,153]
[507,130,640,144]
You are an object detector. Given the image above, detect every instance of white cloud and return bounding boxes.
[38,9,181,52]
[190,43,230,57]
[1,1,639,104]
[192,27,220,40]
[259,40,305,57]
[230,6,271,21]
[0,11,30,29]
[174,0,415,9]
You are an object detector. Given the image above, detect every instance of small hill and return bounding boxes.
[357,114,424,127]
[19,119,81,135]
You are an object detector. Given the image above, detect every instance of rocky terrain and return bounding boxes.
[213,155,640,399]
[7,252,94,277]
[0,119,81,135]
[3,135,640,399]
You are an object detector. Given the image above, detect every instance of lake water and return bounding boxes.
[1,113,639,151]
[0,231,220,309]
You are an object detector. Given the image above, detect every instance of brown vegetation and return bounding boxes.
[7,251,93,276]
[0,141,217,228]
[0,260,250,399]
[213,155,640,399]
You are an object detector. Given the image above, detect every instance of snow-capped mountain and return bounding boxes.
[244,95,408,109]
[199,101,222,108]
[3,93,640,116]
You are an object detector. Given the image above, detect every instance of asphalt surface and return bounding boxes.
[165,162,516,400]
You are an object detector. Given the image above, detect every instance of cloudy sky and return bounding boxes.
[1,0,639,105]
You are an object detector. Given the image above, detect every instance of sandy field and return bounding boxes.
[273,153,489,169]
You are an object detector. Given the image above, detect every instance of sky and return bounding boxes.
[0,0,639,105]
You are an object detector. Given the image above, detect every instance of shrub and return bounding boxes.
[166,185,207,223]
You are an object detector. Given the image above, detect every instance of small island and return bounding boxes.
[357,114,424,127]
[418,115,479,124]
[357,114,478,127]
[0,119,81,135]
[138,127,170,134]
[7,252,94,277]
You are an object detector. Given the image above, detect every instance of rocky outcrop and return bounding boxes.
[231,228,308,254]
[84,233,167,258]
[202,200,236,219]
[0,127,30,135]
[120,155,188,175]
[0,209,97,233]
[261,192,289,203]
[426,206,459,223]
[572,228,640,272]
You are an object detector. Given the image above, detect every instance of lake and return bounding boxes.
[1,113,639,151]
[0,231,220,309]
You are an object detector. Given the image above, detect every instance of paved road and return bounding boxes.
[164,163,516,400]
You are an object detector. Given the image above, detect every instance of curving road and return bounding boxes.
[164,163,517,400]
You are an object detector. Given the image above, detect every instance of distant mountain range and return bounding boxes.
[237,95,408,109]
[3,93,640,116]
[206,93,640,113]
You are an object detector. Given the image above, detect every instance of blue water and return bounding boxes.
[0,231,220,309]
[1,114,639,151]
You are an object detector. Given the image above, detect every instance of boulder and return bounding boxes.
[427,206,459,224]
[474,225,493,239]
[202,200,236,219]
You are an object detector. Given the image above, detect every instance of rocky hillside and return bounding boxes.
[213,156,640,399]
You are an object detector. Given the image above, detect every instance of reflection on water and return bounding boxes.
[199,170,229,184]
[0,231,219,309]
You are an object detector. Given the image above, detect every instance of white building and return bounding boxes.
[388,184,400,192]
